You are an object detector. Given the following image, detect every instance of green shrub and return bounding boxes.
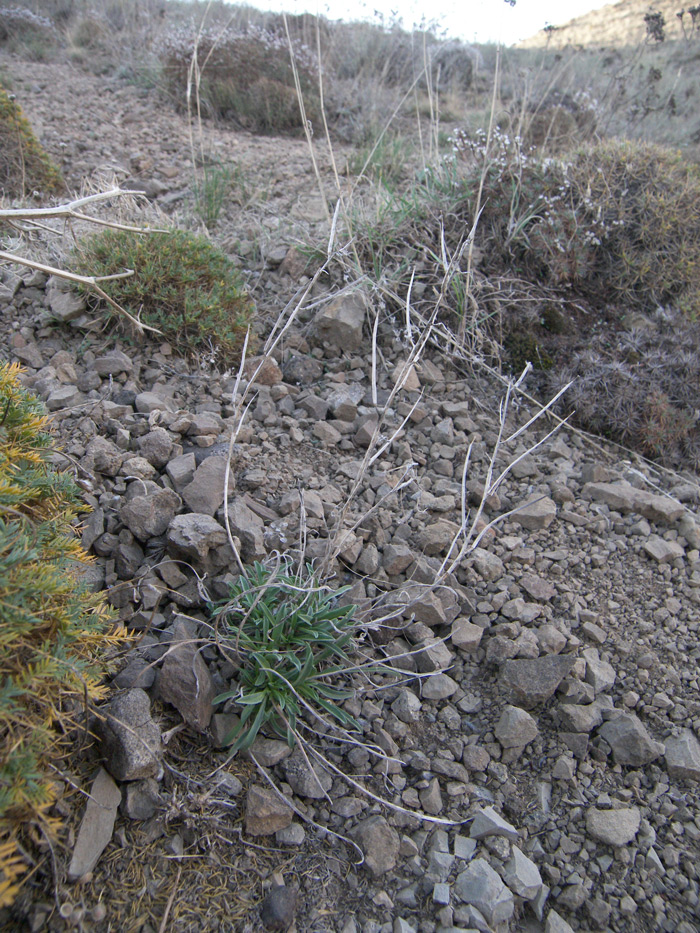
[0,7,58,61]
[157,24,320,134]
[210,561,359,752]
[73,228,254,366]
[0,86,64,198]
[0,362,120,907]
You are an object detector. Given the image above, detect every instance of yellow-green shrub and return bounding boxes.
[0,363,122,907]
[0,86,64,198]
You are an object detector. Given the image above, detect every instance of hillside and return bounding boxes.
[519,0,692,49]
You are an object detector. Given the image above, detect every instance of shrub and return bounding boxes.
[0,6,57,60]
[451,134,700,313]
[0,362,120,907]
[210,561,359,752]
[73,228,254,366]
[157,24,320,134]
[0,86,64,198]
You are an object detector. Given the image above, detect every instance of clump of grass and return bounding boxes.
[0,6,57,61]
[158,23,320,134]
[0,85,64,198]
[193,158,235,228]
[74,228,254,365]
[0,362,121,907]
[210,560,359,752]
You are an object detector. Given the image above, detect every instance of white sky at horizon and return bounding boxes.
[227,0,613,45]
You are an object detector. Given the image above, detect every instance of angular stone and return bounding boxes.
[581,482,637,512]
[100,688,162,781]
[414,638,454,673]
[352,816,400,876]
[417,521,460,556]
[121,778,161,821]
[470,806,519,842]
[495,705,538,748]
[383,543,415,575]
[586,806,641,846]
[520,572,556,601]
[454,858,515,925]
[633,490,684,524]
[137,427,173,468]
[260,885,297,931]
[312,291,366,351]
[583,651,616,693]
[283,748,332,798]
[500,655,576,708]
[67,768,121,881]
[470,547,504,582]
[247,737,294,767]
[392,687,422,723]
[182,456,230,516]
[665,729,700,781]
[597,713,665,766]
[451,619,484,652]
[167,513,228,562]
[502,845,543,900]
[46,384,81,411]
[158,620,214,732]
[120,486,181,541]
[93,350,133,375]
[243,356,283,386]
[218,497,265,561]
[135,391,176,414]
[643,536,684,564]
[245,785,293,836]
[83,436,124,476]
[166,452,197,492]
[557,703,603,734]
[545,910,575,933]
[46,279,86,321]
[514,496,557,530]
[422,673,458,700]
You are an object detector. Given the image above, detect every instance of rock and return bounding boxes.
[495,705,538,748]
[158,620,214,731]
[312,291,366,351]
[422,673,458,700]
[138,428,173,468]
[135,391,176,414]
[420,777,444,815]
[167,513,228,562]
[120,486,181,541]
[260,885,297,931]
[416,521,460,556]
[383,543,415,575]
[470,547,504,582]
[597,713,665,766]
[46,278,86,321]
[352,816,400,876]
[414,638,454,673]
[121,779,161,820]
[282,353,324,385]
[454,858,515,925]
[633,489,684,524]
[500,655,576,708]
[218,497,265,561]
[665,729,700,780]
[502,845,544,900]
[545,910,576,933]
[166,452,197,492]
[99,688,162,781]
[583,650,616,693]
[83,436,124,476]
[451,619,484,651]
[586,806,641,846]
[470,806,519,842]
[514,495,557,530]
[93,350,133,375]
[282,748,332,798]
[67,768,121,881]
[46,385,82,411]
[557,702,603,733]
[244,356,283,386]
[182,456,230,516]
[247,737,294,767]
[245,785,293,835]
[581,481,637,512]
[643,536,684,564]
[520,572,556,601]
[392,687,422,723]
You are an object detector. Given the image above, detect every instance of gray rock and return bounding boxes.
[500,655,576,708]
[502,845,543,900]
[313,291,366,351]
[67,768,121,881]
[46,278,86,321]
[245,785,293,836]
[586,806,641,846]
[514,495,557,530]
[392,687,422,723]
[167,512,228,562]
[495,705,538,748]
[166,452,197,491]
[643,536,684,564]
[352,815,400,876]
[138,428,173,468]
[158,620,214,732]
[247,737,294,767]
[83,436,124,476]
[422,673,458,700]
[283,748,332,798]
[470,547,504,582]
[100,688,162,781]
[120,486,181,541]
[383,543,415,575]
[420,777,444,815]
[665,729,700,780]
[260,884,297,931]
[93,350,133,375]
[557,702,603,733]
[218,497,265,561]
[583,650,616,693]
[633,489,684,524]
[597,713,665,766]
[545,910,575,933]
[470,806,519,842]
[454,857,515,925]
[135,391,176,414]
[416,521,460,556]
[46,384,82,411]
[121,778,161,820]
[581,481,637,512]
[415,638,454,673]
[451,619,484,652]
[182,455,230,516]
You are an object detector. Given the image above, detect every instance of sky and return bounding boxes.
[230,0,613,45]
